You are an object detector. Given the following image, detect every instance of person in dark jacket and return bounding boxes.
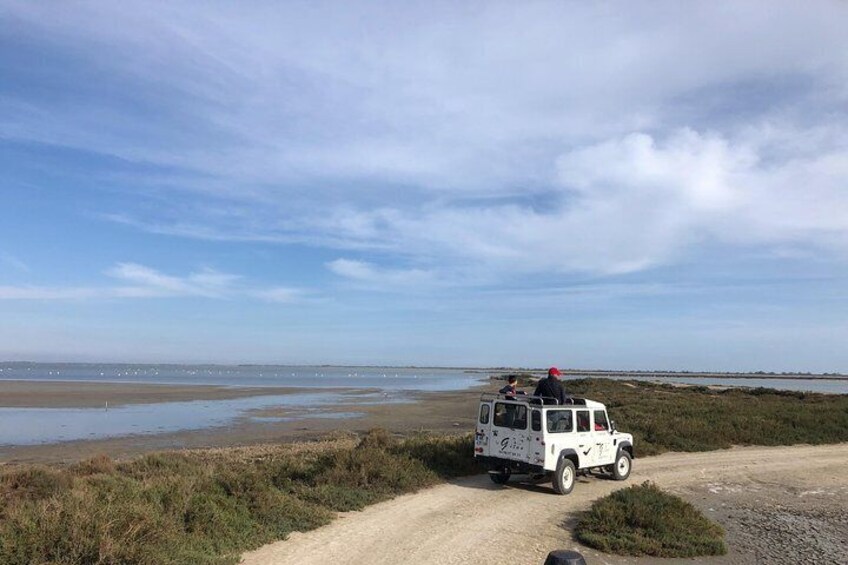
[533,367,567,404]
[499,375,526,398]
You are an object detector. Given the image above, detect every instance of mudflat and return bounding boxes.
[0,380,489,464]
[0,380,318,408]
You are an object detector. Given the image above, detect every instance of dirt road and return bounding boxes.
[240,443,848,565]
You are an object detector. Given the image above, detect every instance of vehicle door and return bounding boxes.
[528,407,545,467]
[575,409,594,467]
[474,401,493,457]
[491,401,530,462]
[542,408,574,470]
[591,409,615,466]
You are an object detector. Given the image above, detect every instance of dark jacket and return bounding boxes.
[533,376,566,404]
[499,384,526,396]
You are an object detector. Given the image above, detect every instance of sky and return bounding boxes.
[1,1,848,371]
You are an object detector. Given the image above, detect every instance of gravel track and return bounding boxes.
[240,444,848,565]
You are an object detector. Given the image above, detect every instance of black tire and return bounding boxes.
[489,468,511,485]
[552,457,576,495]
[612,450,632,481]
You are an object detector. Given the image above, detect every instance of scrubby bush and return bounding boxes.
[0,430,477,565]
[567,378,848,455]
[575,481,726,557]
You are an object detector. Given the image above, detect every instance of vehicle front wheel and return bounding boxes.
[612,451,632,481]
[552,457,576,495]
[489,468,511,485]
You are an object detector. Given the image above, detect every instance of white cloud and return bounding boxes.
[3,2,848,281]
[3,1,846,190]
[327,259,436,287]
[251,287,307,304]
[0,286,99,300]
[106,262,241,298]
[0,263,309,303]
[314,127,848,277]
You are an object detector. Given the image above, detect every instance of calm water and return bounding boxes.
[0,391,388,446]
[0,363,482,391]
[1,363,845,446]
[592,375,848,394]
[0,364,481,446]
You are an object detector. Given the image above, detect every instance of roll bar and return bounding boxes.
[479,392,587,406]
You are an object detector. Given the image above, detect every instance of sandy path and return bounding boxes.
[240,443,848,565]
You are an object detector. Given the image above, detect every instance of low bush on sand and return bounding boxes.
[0,431,474,565]
[575,481,726,557]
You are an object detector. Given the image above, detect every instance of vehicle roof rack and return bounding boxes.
[479,393,589,406]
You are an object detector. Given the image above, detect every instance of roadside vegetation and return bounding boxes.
[1,379,846,564]
[0,431,475,565]
[575,481,726,557]
[566,378,848,456]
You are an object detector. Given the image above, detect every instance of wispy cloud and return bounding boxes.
[327,258,436,289]
[3,1,847,282]
[0,286,98,300]
[0,263,309,303]
[106,262,241,298]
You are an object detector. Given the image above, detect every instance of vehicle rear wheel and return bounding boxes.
[489,467,511,485]
[552,458,576,495]
[612,450,631,481]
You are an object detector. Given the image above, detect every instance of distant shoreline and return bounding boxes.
[550,371,848,381]
[2,361,846,380]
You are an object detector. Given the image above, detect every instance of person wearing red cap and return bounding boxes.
[533,366,567,404]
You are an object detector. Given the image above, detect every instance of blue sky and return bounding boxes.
[2,1,848,370]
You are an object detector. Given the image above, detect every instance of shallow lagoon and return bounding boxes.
[0,391,395,446]
[0,363,484,391]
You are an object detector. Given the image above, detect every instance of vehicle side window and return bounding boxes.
[546,410,572,433]
[593,410,609,431]
[576,410,590,432]
[493,402,527,429]
[479,404,490,424]
[531,410,541,431]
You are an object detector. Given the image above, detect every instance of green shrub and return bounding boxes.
[0,431,478,565]
[575,481,726,557]
[566,378,848,455]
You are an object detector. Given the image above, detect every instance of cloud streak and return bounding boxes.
[2,1,848,284]
[0,263,308,303]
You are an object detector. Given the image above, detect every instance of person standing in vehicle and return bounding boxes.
[534,367,567,404]
[499,375,526,398]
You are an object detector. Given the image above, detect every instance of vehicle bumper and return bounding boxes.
[475,455,546,475]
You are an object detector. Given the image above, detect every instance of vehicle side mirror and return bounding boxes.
[610,420,616,432]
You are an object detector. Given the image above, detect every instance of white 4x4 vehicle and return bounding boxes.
[474,393,634,494]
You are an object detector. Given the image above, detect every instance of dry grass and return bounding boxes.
[0,431,475,565]
[1,379,846,563]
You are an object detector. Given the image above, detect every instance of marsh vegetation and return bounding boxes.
[1,379,845,564]
[575,481,726,557]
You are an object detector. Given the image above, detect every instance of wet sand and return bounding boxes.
[0,380,326,408]
[0,380,493,465]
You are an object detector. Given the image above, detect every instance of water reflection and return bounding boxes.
[0,391,406,446]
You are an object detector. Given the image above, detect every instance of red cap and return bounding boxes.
[548,367,561,377]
